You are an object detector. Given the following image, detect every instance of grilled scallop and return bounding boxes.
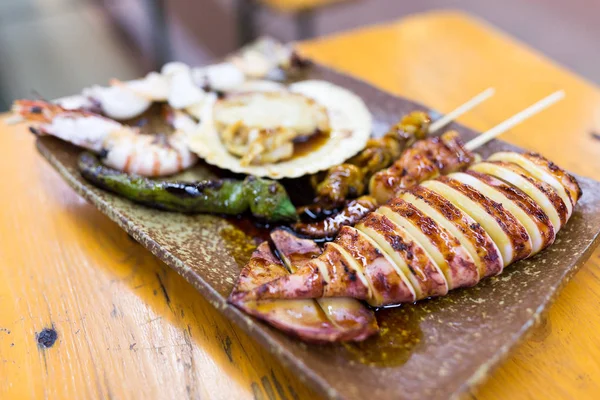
[190,80,372,179]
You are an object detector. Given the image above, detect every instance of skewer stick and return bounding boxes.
[465,90,565,151]
[428,87,496,134]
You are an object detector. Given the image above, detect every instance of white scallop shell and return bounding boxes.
[187,80,372,179]
[229,79,286,93]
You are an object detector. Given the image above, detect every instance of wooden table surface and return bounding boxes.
[259,0,351,13]
[2,10,600,400]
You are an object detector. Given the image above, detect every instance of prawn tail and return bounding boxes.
[11,100,63,124]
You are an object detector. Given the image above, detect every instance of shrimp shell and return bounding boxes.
[13,99,198,177]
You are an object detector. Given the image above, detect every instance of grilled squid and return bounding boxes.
[230,151,581,334]
[230,230,377,342]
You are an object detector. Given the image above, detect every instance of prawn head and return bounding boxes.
[12,100,64,123]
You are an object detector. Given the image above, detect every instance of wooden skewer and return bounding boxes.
[428,87,496,134]
[465,90,565,151]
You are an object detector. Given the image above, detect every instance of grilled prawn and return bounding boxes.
[231,151,581,315]
[13,100,198,177]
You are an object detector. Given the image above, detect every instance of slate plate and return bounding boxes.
[36,64,600,400]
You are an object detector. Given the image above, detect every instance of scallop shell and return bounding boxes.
[187,80,372,179]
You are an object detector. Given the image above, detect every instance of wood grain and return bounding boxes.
[0,121,316,399]
[1,10,600,400]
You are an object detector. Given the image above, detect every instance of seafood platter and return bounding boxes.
[10,37,600,400]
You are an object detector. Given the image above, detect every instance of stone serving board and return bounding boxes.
[36,64,600,400]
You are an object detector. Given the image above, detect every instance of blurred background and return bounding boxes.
[0,0,598,112]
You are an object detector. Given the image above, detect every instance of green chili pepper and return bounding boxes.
[78,152,297,222]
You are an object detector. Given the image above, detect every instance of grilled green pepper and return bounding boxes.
[78,152,297,222]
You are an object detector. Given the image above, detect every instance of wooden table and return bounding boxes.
[2,11,600,400]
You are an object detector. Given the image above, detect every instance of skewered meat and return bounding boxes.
[230,152,581,316]
[312,111,430,205]
[295,130,477,238]
[370,130,476,204]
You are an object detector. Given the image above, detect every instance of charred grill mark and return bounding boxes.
[392,239,410,256]
[335,226,414,304]
[197,180,225,190]
[384,199,479,288]
[361,213,448,297]
[524,152,582,203]
[409,186,502,277]
[490,161,569,227]
[163,180,225,198]
[348,270,357,282]
[437,176,532,262]
[321,244,369,298]
[466,171,555,248]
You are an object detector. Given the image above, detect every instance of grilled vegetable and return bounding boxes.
[231,151,581,316]
[78,152,297,222]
